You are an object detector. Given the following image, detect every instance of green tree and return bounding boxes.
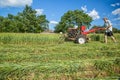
[7,14,19,32]
[1,18,12,32]
[113,27,120,33]
[0,5,49,33]
[54,10,92,33]
[0,16,4,32]
[19,5,49,33]
[37,15,49,32]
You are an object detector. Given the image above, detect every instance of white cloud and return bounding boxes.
[116,3,120,6]
[80,5,100,20]
[112,8,120,15]
[0,0,32,7]
[112,8,120,21]
[111,3,120,7]
[50,21,58,25]
[87,9,100,20]
[114,22,120,26]
[35,9,44,15]
[111,4,116,7]
[81,5,87,12]
[114,17,120,21]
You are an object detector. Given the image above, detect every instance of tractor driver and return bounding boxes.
[103,17,116,43]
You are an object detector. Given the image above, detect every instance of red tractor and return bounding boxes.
[66,25,105,44]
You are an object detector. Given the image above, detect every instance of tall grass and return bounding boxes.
[0,33,64,44]
[0,33,119,44]
[89,33,120,42]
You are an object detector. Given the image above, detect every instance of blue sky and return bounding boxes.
[0,0,120,30]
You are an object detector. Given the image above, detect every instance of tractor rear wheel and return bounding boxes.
[75,35,87,44]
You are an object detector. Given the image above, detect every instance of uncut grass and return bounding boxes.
[0,33,120,79]
[0,33,61,44]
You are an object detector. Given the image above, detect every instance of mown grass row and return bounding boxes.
[0,49,120,63]
[0,59,119,80]
[0,33,120,80]
[0,41,120,63]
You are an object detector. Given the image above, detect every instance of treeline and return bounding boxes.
[0,5,49,33]
[92,25,120,33]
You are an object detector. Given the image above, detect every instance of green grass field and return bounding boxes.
[0,33,120,80]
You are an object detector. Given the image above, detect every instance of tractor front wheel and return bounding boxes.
[75,35,87,44]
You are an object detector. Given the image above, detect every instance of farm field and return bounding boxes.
[0,33,120,80]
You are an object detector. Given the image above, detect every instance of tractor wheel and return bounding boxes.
[75,35,87,44]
